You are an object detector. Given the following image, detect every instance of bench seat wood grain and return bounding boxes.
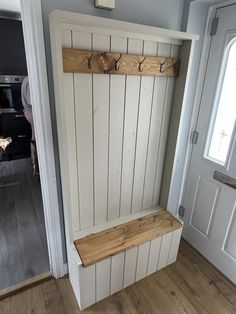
[74,209,182,267]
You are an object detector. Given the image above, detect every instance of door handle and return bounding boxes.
[17,135,28,138]
[15,114,25,118]
[0,84,11,87]
[213,170,236,190]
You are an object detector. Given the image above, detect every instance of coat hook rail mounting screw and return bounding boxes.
[139,57,146,72]
[88,52,94,69]
[115,54,122,71]
[160,58,168,73]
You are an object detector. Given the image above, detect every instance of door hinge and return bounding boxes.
[178,206,185,218]
[210,16,219,36]
[191,130,199,145]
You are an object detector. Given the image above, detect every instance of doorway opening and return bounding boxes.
[0,11,50,291]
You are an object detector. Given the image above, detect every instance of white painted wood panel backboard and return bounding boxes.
[61,27,180,232]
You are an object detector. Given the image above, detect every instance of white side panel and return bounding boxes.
[120,39,143,216]
[96,258,111,302]
[168,228,182,265]
[147,237,161,276]
[143,43,171,209]
[68,247,82,309]
[72,31,94,230]
[93,34,110,225]
[135,242,150,281]
[79,264,96,310]
[132,41,157,212]
[153,44,178,205]
[108,36,127,221]
[157,232,172,270]
[62,29,80,233]
[123,247,138,288]
[110,252,125,294]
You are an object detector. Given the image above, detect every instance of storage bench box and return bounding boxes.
[71,209,182,309]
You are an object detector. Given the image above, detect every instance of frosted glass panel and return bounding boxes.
[207,41,236,165]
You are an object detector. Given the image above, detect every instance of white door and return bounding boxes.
[183,5,236,284]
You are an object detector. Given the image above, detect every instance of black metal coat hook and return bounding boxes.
[160,58,168,73]
[115,54,122,71]
[88,52,94,69]
[139,57,146,72]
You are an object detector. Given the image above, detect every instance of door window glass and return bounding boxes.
[206,39,236,165]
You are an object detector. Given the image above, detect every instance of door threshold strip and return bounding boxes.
[0,271,52,299]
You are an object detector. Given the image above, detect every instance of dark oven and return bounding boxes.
[0,75,31,161]
[0,75,25,113]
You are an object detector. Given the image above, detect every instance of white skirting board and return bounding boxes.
[70,228,182,310]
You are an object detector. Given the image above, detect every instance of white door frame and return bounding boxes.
[180,0,236,208]
[19,0,65,278]
[192,0,236,131]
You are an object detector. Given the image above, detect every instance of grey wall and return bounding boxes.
[40,0,186,264]
[183,0,211,122]
[181,0,192,31]
[182,1,225,118]
[41,0,185,31]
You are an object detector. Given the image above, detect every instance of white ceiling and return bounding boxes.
[0,0,20,12]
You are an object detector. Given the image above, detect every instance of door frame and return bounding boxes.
[180,0,236,209]
[19,0,66,278]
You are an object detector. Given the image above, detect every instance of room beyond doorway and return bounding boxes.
[0,159,50,290]
[0,13,50,291]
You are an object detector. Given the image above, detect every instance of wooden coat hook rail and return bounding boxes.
[62,48,180,77]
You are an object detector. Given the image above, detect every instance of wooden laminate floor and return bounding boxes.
[1,240,235,314]
[0,159,49,290]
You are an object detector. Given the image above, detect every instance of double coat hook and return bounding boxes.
[88,52,123,73]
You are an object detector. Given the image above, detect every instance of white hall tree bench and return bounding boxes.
[50,10,198,310]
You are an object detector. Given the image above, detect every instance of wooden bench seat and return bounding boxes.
[74,209,182,267]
